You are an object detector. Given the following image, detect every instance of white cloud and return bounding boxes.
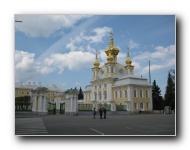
[100,50,107,63]
[15,15,92,37]
[88,27,112,43]
[15,50,54,83]
[133,45,176,74]
[15,49,96,83]
[134,45,175,61]
[129,39,139,49]
[44,51,95,73]
[66,27,112,52]
[15,50,35,70]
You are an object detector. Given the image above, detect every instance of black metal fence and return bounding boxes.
[60,103,65,114]
[98,104,111,111]
[48,103,56,114]
[15,102,32,111]
[116,104,127,111]
[78,104,93,111]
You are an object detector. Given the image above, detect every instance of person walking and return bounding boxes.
[93,108,96,119]
[99,108,103,119]
[103,108,106,119]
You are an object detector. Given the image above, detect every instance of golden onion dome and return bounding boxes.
[107,54,114,62]
[126,52,132,66]
[94,59,100,67]
[105,32,119,63]
[93,50,100,68]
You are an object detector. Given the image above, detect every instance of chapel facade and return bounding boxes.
[84,34,152,113]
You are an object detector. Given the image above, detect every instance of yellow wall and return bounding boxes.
[15,88,31,98]
[15,88,57,102]
[112,86,151,111]
[112,86,128,104]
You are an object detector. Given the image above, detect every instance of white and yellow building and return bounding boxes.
[84,35,152,113]
[15,82,62,103]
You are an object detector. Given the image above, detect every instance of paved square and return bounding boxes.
[15,113,175,136]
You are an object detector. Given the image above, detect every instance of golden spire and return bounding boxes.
[105,31,119,63]
[125,47,132,66]
[93,50,100,68]
[109,31,114,48]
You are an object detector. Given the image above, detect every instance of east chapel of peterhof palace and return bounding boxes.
[16,34,153,115]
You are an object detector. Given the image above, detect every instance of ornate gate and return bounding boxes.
[60,103,65,114]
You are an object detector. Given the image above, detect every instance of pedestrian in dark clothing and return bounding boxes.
[93,108,96,119]
[103,108,106,119]
[99,108,103,119]
[54,107,56,115]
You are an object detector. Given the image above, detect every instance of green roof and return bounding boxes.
[31,87,49,93]
[64,88,78,94]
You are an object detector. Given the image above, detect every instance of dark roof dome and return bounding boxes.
[32,87,49,93]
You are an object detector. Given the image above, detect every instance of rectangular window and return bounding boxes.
[99,92,101,100]
[94,92,97,100]
[115,91,117,99]
[134,103,138,110]
[104,91,107,100]
[146,103,149,109]
[140,103,143,109]
[104,84,107,88]
[140,90,142,97]
[125,90,127,98]
[134,90,137,98]
[120,90,122,98]
[146,90,149,98]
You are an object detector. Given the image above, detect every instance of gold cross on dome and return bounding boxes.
[109,31,114,37]
[127,47,130,53]
[95,50,98,58]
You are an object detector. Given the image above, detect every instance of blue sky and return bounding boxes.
[15,15,175,96]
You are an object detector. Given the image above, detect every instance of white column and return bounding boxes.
[43,96,47,112]
[32,95,35,111]
[41,95,44,112]
[38,95,42,112]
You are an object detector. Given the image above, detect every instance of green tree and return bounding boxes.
[78,87,84,100]
[164,70,175,110]
[152,80,164,110]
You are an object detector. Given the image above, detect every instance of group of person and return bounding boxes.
[93,107,106,119]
